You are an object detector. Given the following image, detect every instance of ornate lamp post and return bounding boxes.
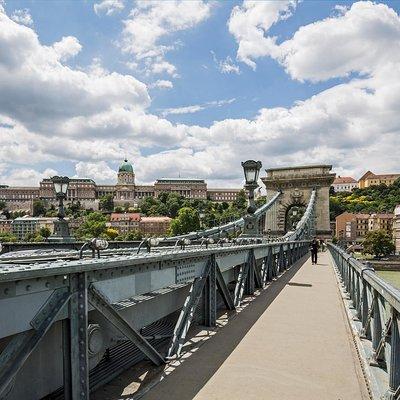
[49,176,74,242]
[241,160,262,237]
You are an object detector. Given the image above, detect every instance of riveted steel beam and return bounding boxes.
[234,262,249,307]
[215,262,235,310]
[68,272,89,399]
[202,255,217,327]
[244,250,255,296]
[387,310,400,400]
[88,284,165,366]
[167,260,212,358]
[254,258,263,289]
[0,287,70,397]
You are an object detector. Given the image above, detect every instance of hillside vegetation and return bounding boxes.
[330,179,400,220]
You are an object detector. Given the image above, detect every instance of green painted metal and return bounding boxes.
[88,284,165,366]
[329,243,400,399]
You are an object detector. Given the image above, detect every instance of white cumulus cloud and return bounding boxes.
[74,161,117,183]
[94,0,124,16]
[150,79,173,89]
[1,2,400,188]
[228,0,298,69]
[121,1,213,76]
[11,8,33,26]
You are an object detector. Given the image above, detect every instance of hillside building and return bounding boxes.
[0,159,242,211]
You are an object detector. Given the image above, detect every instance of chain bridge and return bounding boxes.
[0,164,398,400]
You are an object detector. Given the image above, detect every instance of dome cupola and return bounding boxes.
[118,159,134,173]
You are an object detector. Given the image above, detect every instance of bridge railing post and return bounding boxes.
[68,272,89,400]
[244,250,255,295]
[370,290,383,365]
[386,309,400,400]
[202,254,217,327]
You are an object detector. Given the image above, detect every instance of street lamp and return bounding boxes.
[199,212,205,229]
[241,160,262,237]
[49,175,74,242]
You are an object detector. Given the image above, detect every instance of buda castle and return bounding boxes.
[0,159,241,211]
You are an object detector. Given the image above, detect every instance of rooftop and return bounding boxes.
[333,176,357,184]
[140,216,171,222]
[110,213,141,222]
[265,164,332,172]
[156,178,205,183]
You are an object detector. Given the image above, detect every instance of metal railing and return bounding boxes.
[329,243,400,400]
[168,191,282,241]
[0,239,310,400]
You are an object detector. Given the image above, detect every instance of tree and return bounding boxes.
[362,230,395,258]
[0,200,6,210]
[32,199,46,217]
[169,207,200,236]
[75,212,107,239]
[99,194,114,212]
[39,227,51,239]
[23,233,36,242]
[125,230,142,240]
[105,228,119,240]
[233,189,247,211]
[67,201,82,217]
[0,232,17,242]
[140,197,158,215]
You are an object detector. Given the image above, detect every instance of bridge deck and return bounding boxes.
[142,252,368,400]
[96,253,370,400]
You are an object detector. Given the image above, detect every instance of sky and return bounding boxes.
[1,0,400,188]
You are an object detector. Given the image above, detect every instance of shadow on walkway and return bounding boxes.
[137,257,308,400]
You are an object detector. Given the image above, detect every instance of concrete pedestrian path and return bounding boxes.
[141,252,369,400]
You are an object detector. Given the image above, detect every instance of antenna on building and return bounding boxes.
[179,171,181,178]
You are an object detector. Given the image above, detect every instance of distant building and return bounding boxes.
[393,205,400,254]
[207,188,242,202]
[154,178,207,199]
[358,171,400,189]
[108,213,141,234]
[0,159,241,211]
[11,216,58,240]
[139,216,172,236]
[0,219,12,234]
[332,176,358,192]
[0,185,39,212]
[335,212,393,243]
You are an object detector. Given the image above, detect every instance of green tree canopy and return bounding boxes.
[169,207,200,236]
[32,199,47,217]
[75,212,108,239]
[362,230,395,258]
[0,232,17,242]
[99,194,114,212]
[39,227,51,239]
[330,178,400,219]
[125,230,142,240]
[233,189,247,211]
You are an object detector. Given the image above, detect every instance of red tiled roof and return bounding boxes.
[110,213,141,222]
[358,171,375,181]
[333,176,357,184]
[140,217,171,223]
[372,174,400,179]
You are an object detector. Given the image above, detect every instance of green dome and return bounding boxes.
[118,159,133,173]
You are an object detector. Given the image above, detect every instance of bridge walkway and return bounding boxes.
[138,252,369,400]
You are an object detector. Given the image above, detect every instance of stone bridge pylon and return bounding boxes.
[261,165,335,237]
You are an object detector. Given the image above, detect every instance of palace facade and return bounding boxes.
[0,159,241,211]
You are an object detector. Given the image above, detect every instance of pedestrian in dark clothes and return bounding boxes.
[310,237,319,265]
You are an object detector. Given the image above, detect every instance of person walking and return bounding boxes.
[310,237,319,265]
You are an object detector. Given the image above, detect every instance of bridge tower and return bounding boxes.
[262,165,335,238]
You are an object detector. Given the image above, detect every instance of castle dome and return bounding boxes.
[118,159,134,173]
